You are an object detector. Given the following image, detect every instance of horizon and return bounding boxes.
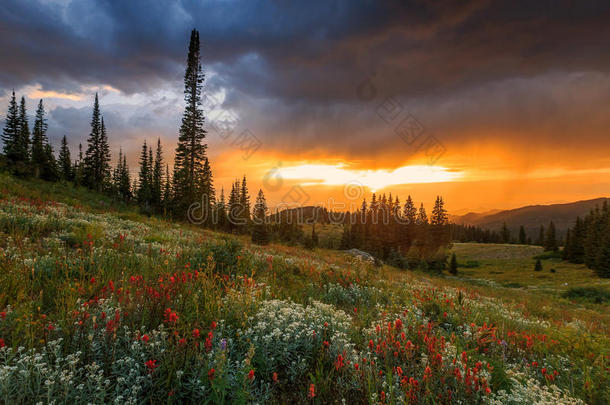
[2,1,610,212]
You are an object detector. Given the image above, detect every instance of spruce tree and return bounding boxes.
[42,143,58,181]
[58,135,72,181]
[215,187,228,230]
[31,100,50,179]
[162,165,172,216]
[137,141,151,206]
[99,117,112,191]
[501,222,510,244]
[240,175,251,225]
[119,153,132,201]
[534,259,543,272]
[201,157,215,225]
[16,96,31,175]
[417,203,428,225]
[173,29,207,216]
[251,189,270,245]
[83,94,102,190]
[544,221,558,252]
[537,225,545,246]
[152,138,164,210]
[1,91,21,173]
[74,143,84,187]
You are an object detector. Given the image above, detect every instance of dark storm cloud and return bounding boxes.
[1,0,610,166]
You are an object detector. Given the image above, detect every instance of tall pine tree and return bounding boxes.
[173,29,208,217]
[58,135,72,181]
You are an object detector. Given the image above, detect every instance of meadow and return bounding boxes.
[0,173,608,404]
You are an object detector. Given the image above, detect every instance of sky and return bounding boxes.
[1,0,610,213]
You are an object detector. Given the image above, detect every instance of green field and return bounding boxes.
[0,173,609,404]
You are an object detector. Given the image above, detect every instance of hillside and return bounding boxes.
[452,198,610,236]
[0,173,608,404]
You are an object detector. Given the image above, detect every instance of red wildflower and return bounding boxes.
[308,383,316,399]
[323,340,329,349]
[247,369,255,381]
[335,354,345,371]
[47,323,55,331]
[0,311,6,319]
[208,368,215,380]
[141,334,150,343]
[211,321,217,329]
[0,338,5,348]
[395,318,403,330]
[192,329,200,339]
[145,359,158,373]
[272,372,279,383]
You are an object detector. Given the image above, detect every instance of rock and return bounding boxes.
[346,248,376,263]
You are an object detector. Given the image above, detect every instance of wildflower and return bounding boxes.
[0,338,5,348]
[323,340,330,349]
[192,329,200,339]
[308,383,316,399]
[335,354,344,371]
[396,366,403,375]
[541,368,547,375]
[211,321,217,329]
[47,323,55,331]
[395,318,403,330]
[145,359,158,374]
[220,338,227,350]
[163,308,178,324]
[354,363,359,370]
[208,368,215,380]
[141,334,150,343]
[272,372,279,383]
[323,322,329,327]
[247,369,255,381]
[0,311,5,319]
[380,391,386,402]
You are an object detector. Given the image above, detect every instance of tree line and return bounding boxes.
[562,201,610,278]
[450,221,560,250]
[0,29,285,247]
[340,195,451,270]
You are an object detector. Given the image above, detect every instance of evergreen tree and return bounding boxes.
[518,225,527,244]
[534,259,543,272]
[501,222,510,244]
[99,118,112,191]
[152,138,164,210]
[449,253,458,275]
[83,94,103,190]
[251,189,270,245]
[1,91,23,174]
[416,203,428,225]
[594,225,610,278]
[215,187,228,230]
[119,153,132,201]
[137,141,151,206]
[29,99,57,181]
[173,29,207,216]
[430,196,448,225]
[58,135,73,181]
[544,221,558,252]
[239,175,251,225]
[201,157,215,225]
[74,143,84,187]
[16,96,31,175]
[162,165,172,216]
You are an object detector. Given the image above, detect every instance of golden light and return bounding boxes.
[277,163,462,191]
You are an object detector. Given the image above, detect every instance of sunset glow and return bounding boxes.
[276,163,462,191]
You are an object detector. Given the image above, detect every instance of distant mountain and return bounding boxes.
[452,197,609,237]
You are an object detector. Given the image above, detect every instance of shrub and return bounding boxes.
[562,287,610,303]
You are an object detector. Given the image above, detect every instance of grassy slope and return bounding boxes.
[1,172,609,403]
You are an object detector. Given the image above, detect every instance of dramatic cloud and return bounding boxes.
[1,0,610,209]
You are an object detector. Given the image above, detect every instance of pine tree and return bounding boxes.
[417,203,428,225]
[30,99,49,179]
[251,189,270,245]
[173,29,207,216]
[1,91,22,173]
[58,135,72,181]
[501,222,510,244]
[201,157,215,225]
[83,94,102,190]
[162,165,172,216]
[594,224,610,278]
[16,96,31,175]
[534,259,543,272]
[99,117,112,191]
[430,196,448,225]
[449,253,458,275]
[215,187,228,230]
[544,221,558,252]
[42,143,58,181]
[119,152,132,201]
[74,143,84,187]
[152,138,164,210]
[137,141,151,207]
[240,175,251,225]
